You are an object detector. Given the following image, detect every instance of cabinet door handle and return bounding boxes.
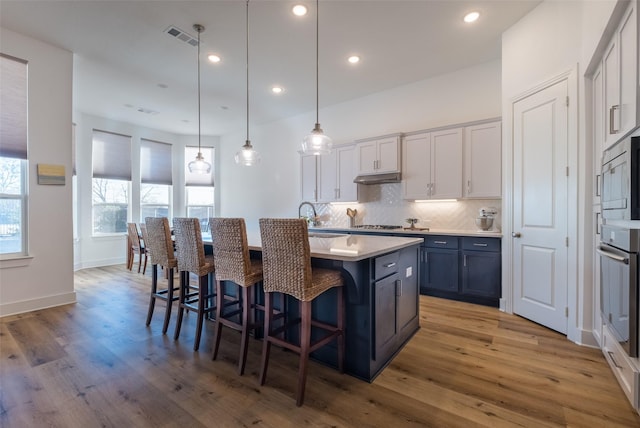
[434,240,447,245]
[473,243,488,247]
[596,212,601,235]
[396,279,402,297]
[384,262,396,268]
[609,105,620,134]
[595,174,601,197]
[463,254,467,267]
[467,180,471,195]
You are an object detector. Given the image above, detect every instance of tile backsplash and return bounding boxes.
[310,182,501,231]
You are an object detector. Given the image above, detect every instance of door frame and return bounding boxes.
[502,67,580,343]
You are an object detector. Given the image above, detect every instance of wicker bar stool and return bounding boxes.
[258,218,345,406]
[173,217,216,351]
[209,218,263,375]
[143,217,179,334]
[127,222,148,274]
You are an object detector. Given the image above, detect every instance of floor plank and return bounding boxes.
[1,265,639,427]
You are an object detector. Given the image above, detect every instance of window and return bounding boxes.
[0,54,28,256]
[92,130,131,235]
[185,146,214,230]
[140,139,172,222]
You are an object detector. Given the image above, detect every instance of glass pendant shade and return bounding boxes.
[235,140,261,166]
[188,151,211,174]
[302,123,332,155]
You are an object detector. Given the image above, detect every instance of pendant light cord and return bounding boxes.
[315,0,319,124]
[197,26,202,153]
[246,0,250,143]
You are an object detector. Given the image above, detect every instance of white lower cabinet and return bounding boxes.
[602,324,640,410]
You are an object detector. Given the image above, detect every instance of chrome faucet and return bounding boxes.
[298,201,319,226]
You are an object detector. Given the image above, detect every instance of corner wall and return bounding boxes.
[0,28,75,316]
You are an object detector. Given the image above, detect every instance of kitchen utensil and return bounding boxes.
[346,208,357,228]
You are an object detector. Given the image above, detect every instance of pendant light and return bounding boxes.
[235,0,261,166]
[188,24,212,174]
[301,0,332,155]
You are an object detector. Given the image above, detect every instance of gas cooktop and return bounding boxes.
[352,224,403,230]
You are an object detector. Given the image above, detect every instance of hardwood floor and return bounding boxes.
[2,265,639,427]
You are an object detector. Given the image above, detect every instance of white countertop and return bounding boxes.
[202,231,423,262]
[308,226,503,239]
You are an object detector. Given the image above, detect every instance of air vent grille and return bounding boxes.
[165,26,199,47]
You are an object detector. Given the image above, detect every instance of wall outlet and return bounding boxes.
[406,266,412,277]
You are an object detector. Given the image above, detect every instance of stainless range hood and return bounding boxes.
[353,172,401,185]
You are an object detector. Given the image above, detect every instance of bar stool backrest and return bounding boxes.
[145,217,176,268]
[209,218,251,284]
[259,218,312,300]
[173,217,209,275]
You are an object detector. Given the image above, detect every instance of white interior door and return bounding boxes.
[512,79,569,334]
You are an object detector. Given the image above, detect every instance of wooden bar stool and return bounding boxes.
[127,222,148,274]
[143,217,179,334]
[209,217,263,375]
[258,218,345,406]
[172,217,216,351]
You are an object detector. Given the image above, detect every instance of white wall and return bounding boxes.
[501,0,619,346]
[0,28,75,316]
[73,113,220,269]
[218,60,502,235]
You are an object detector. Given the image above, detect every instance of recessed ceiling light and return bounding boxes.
[208,54,221,63]
[157,83,168,89]
[292,5,307,16]
[271,86,284,94]
[348,55,360,64]
[464,11,480,23]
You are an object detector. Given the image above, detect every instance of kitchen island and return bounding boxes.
[207,232,423,382]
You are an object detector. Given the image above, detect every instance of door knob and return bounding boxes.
[512,232,522,238]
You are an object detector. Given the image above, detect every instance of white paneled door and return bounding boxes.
[512,79,569,334]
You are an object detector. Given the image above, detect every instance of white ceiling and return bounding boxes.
[0,0,541,137]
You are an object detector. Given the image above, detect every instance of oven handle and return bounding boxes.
[597,246,629,264]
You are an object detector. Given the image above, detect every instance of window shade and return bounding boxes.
[92,130,132,180]
[185,146,214,186]
[141,139,172,185]
[0,54,28,160]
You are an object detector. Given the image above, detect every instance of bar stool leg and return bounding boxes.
[211,280,225,360]
[259,292,273,385]
[239,285,251,375]
[174,271,187,341]
[146,264,158,326]
[297,300,312,406]
[337,287,345,373]
[193,274,208,351]
[162,268,174,334]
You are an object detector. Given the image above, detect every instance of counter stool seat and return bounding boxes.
[258,218,344,406]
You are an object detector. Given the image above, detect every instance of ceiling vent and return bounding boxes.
[165,26,199,47]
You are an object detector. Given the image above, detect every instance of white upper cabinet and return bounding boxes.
[300,153,319,202]
[301,145,358,203]
[463,121,502,198]
[603,2,638,148]
[355,136,401,175]
[402,128,462,200]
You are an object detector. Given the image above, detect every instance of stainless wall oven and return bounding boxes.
[601,129,640,220]
[599,225,639,357]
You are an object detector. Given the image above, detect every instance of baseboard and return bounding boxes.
[74,257,125,271]
[576,327,599,348]
[0,291,77,318]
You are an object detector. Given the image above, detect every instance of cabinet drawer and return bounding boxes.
[375,251,399,280]
[602,325,640,409]
[425,236,458,249]
[462,237,501,252]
